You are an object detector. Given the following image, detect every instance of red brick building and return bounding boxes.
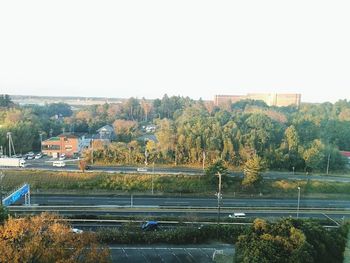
[41,134,79,158]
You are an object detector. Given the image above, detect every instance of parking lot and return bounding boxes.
[109,244,234,263]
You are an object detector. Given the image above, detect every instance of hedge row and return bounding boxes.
[97,224,248,244]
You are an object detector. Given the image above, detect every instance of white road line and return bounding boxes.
[109,247,219,250]
[122,248,129,259]
[164,202,189,204]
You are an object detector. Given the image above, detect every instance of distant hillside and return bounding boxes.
[10,95,125,106]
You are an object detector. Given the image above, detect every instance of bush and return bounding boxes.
[235,218,349,263]
[97,224,248,244]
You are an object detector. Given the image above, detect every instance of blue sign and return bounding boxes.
[2,184,29,206]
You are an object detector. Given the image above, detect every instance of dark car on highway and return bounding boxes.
[141,221,159,231]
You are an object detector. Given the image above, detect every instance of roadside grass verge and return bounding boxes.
[0,170,208,194]
[2,170,350,199]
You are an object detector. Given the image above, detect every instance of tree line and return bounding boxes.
[1,94,350,173]
[86,96,350,173]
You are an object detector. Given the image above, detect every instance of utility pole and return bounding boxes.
[202,151,206,173]
[7,132,15,157]
[39,132,43,153]
[297,186,301,219]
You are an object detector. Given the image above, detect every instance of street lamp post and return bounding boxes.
[145,149,149,166]
[152,161,155,195]
[326,153,331,175]
[297,186,301,219]
[217,172,222,238]
[39,132,43,153]
[0,172,4,205]
[91,139,94,164]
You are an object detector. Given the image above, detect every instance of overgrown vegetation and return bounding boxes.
[0,213,110,263]
[97,218,349,262]
[98,224,246,245]
[235,218,348,263]
[2,170,350,198]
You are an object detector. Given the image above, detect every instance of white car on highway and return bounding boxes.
[53,161,66,167]
[71,228,83,234]
[228,212,246,219]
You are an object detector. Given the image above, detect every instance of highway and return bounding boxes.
[27,194,350,209]
[23,158,350,182]
[6,194,350,221]
[8,204,350,220]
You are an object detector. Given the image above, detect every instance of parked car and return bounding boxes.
[26,152,35,160]
[35,153,42,159]
[141,221,159,231]
[59,154,66,160]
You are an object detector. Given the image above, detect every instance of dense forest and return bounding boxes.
[1,94,350,173]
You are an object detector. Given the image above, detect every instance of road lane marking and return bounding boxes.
[164,202,189,204]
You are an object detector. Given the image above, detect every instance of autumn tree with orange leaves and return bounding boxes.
[0,213,110,263]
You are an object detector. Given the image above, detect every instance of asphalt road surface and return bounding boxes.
[8,194,350,220]
[109,244,234,263]
[23,158,350,182]
[28,194,350,209]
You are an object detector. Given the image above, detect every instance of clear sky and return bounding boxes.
[0,0,349,103]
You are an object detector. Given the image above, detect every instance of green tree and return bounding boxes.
[284,125,300,151]
[155,118,176,163]
[242,155,264,188]
[236,218,348,263]
[0,206,7,224]
[242,113,283,157]
[235,218,313,263]
[145,140,158,164]
[302,139,326,172]
[205,159,229,188]
[0,95,14,108]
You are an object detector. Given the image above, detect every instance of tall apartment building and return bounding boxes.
[214,93,301,107]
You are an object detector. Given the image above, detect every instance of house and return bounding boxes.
[97,125,116,140]
[79,135,93,151]
[41,134,80,158]
[143,125,156,133]
[138,134,158,143]
[340,151,350,163]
